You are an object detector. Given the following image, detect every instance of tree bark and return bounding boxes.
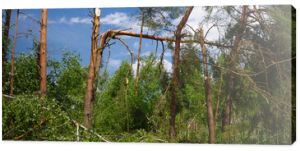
[84,8,100,129]
[199,28,216,143]
[169,6,194,141]
[2,9,12,89]
[134,10,145,95]
[39,9,48,98]
[222,6,248,132]
[9,10,20,96]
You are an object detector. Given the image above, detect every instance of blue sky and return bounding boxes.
[4,7,223,74]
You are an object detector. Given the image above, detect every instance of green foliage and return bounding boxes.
[2,95,107,141]
[93,55,167,137]
[93,61,134,134]
[5,53,40,94]
[48,52,87,121]
[3,95,75,140]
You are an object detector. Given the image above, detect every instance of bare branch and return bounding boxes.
[114,36,134,67]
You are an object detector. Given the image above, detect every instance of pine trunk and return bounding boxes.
[170,6,194,141]
[134,10,145,95]
[199,28,216,143]
[222,6,248,131]
[84,9,100,129]
[9,10,20,96]
[2,10,12,89]
[39,9,48,98]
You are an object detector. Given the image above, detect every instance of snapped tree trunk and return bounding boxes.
[134,10,145,95]
[84,8,100,129]
[199,28,216,143]
[222,6,248,132]
[39,9,48,98]
[2,9,12,88]
[9,10,20,96]
[169,6,194,141]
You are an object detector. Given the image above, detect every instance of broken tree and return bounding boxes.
[169,6,194,141]
[84,8,101,128]
[199,28,216,143]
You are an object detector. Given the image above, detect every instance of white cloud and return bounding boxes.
[70,17,90,24]
[49,16,91,25]
[101,12,130,25]
[101,12,153,33]
[101,12,140,32]
[49,12,147,32]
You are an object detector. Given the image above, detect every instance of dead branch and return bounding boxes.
[71,120,110,142]
[114,37,134,67]
[159,40,166,74]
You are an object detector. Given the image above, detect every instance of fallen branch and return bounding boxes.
[71,120,110,142]
[3,94,15,99]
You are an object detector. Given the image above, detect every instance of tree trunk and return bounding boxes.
[169,6,194,141]
[84,8,100,129]
[222,74,234,132]
[2,9,12,89]
[199,28,215,143]
[9,10,20,96]
[134,10,145,95]
[39,9,48,98]
[222,6,248,132]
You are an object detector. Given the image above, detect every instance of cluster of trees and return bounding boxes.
[2,6,295,144]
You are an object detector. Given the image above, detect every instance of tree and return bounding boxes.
[39,9,48,98]
[9,10,20,96]
[199,28,215,143]
[222,6,248,131]
[2,9,12,91]
[84,8,101,128]
[169,6,193,141]
[134,9,145,94]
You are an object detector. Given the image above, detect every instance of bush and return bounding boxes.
[2,95,106,141]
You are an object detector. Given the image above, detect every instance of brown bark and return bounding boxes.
[158,41,165,75]
[215,71,223,122]
[222,6,248,132]
[169,6,194,141]
[134,10,145,95]
[39,9,48,98]
[9,10,20,96]
[2,10,12,88]
[84,9,100,129]
[199,28,215,143]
